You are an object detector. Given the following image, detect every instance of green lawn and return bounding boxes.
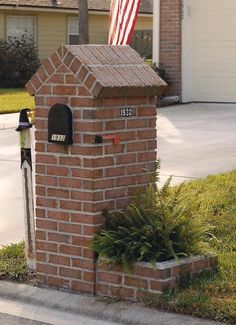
[148,171,236,324]
[0,88,35,114]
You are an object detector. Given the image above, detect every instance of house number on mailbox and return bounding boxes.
[120,107,134,117]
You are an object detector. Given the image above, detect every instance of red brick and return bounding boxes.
[59,245,82,256]
[47,211,69,222]
[49,254,70,266]
[103,97,126,106]
[127,97,148,105]
[35,119,47,130]
[43,59,54,75]
[71,168,103,179]
[47,276,70,288]
[72,258,94,270]
[59,156,81,166]
[70,57,82,74]
[36,175,57,186]
[35,130,47,141]
[84,73,96,89]
[36,252,46,262]
[70,214,104,225]
[127,141,147,152]
[36,185,46,196]
[59,200,81,211]
[77,65,89,82]
[127,119,147,129]
[38,85,52,95]
[70,97,93,107]
[65,74,78,84]
[116,176,136,187]
[51,51,61,68]
[37,263,57,275]
[59,178,82,188]
[53,85,76,96]
[105,166,125,177]
[82,225,103,236]
[105,120,125,130]
[137,129,156,139]
[59,223,81,234]
[82,201,114,213]
[74,121,103,132]
[47,166,68,176]
[48,74,64,84]
[59,267,82,279]
[105,188,125,199]
[116,153,136,165]
[36,154,57,165]
[36,241,58,253]
[137,107,156,117]
[83,157,114,168]
[98,272,122,284]
[72,236,91,247]
[71,280,94,293]
[36,219,58,231]
[138,152,157,162]
[36,197,57,208]
[47,188,69,199]
[46,96,68,106]
[83,271,95,282]
[48,232,70,244]
[36,230,46,240]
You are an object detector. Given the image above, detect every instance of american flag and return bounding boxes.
[108,0,141,45]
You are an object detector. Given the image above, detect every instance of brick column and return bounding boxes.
[26,45,166,294]
[160,0,182,97]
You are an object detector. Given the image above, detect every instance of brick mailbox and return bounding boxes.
[26,45,166,294]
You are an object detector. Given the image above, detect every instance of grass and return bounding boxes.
[143,171,236,324]
[0,88,35,114]
[0,242,33,282]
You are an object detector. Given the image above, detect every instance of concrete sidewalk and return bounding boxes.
[0,281,224,325]
[0,112,19,130]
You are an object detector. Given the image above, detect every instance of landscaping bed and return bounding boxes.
[0,88,35,114]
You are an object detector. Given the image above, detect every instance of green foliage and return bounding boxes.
[91,177,211,269]
[0,34,40,88]
[0,242,31,281]
[141,171,236,324]
[0,88,35,114]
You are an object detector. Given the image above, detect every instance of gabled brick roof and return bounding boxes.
[0,0,153,14]
[26,45,166,98]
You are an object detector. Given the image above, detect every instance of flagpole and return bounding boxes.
[16,109,36,271]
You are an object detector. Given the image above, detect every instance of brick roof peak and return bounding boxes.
[26,45,166,98]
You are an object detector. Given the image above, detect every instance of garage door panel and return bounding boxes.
[191,0,236,102]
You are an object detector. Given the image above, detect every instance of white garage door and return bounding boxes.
[182,0,236,102]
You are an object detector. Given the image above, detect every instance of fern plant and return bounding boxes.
[91,176,212,270]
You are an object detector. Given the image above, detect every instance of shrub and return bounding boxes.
[0,34,40,88]
[91,178,212,269]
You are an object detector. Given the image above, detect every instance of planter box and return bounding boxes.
[96,255,217,302]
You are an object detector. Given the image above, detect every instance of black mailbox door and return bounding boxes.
[48,103,73,145]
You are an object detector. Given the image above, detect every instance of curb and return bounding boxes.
[0,281,223,325]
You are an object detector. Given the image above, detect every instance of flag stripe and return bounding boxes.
[108,0,141,46]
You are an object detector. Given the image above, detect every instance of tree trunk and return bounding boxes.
[78,0,89,44]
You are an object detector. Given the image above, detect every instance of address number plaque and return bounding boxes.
[120,107,135,117]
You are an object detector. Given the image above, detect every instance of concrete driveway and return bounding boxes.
[158,103,236,185]
[0,103,236,244]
